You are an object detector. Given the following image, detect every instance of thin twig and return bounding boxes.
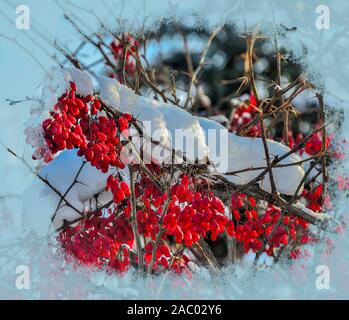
[246,33,277,195]
[317,93,328,197]
[129,166,144,274]
[183,26,222,110]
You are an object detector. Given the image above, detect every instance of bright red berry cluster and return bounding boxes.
[229,97,333,259]
[229,193,312,257]
[34,82,132,174]
[33,82,90,162]
[143,241,190,273]
[304,131,330,156]
[229,94,261,137]
[59,208,134,272]
[59,172,197,274]
[110,33,139,81]
[105,175,131,204]
[228,125,331,259]
[302,184,323,213]
[59,171,134,272]
[136,174,230,247]
[76,113,131,172]
[287,126,331,158]
[131,173,232,272]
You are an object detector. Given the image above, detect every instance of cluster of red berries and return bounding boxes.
[35,82,132,174]
[136,174,231,247]
[143,241,190,273]
[34,82,90,162]
[288,129,331,217]
[304,131,330,156]
[230,95,331,258]
[59,208,134,272]
[59,172,134,273]
[302,184,323,213]
[229,94,261,137]
[76,113,131,172]
[105,175,131,204]
[287,126,331,158]
[229,193,312,257]
[110,33,139,81]
[59,173,194,273]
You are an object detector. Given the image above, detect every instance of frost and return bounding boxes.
[24,125,45,148]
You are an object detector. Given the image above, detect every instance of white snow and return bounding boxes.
[293,202,330,221]
[53,68,94,97]
[40,68,94,113]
